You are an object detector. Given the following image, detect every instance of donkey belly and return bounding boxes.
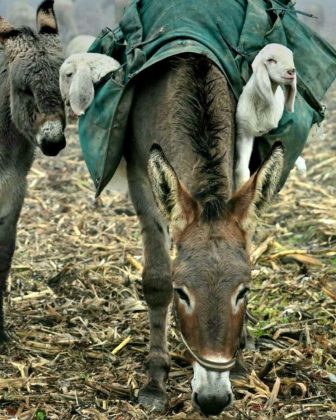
[0,136,33,222]
[0,165,27,263]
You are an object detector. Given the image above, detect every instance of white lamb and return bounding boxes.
[59,52,121,116]
[235,43,297,188]
[65,35,96,57]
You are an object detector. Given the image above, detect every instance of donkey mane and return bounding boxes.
[172,56,232,222]
[1,27,38,43]
[17,27,38,39]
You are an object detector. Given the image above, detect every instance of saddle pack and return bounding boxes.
[79,0,336,196]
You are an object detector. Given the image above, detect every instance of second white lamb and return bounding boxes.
[59,52,121,116]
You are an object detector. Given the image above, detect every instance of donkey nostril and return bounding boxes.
[196,393,232,416]
[287,68,295,76]
[40,136,66,156]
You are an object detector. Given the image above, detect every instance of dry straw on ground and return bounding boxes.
[0,86,335,419]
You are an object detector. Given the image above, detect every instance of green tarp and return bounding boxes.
[79,0,336,196]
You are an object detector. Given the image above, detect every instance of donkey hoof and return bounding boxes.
[231,356,248,379]
[0,330,9,347]
[138,384,168,411]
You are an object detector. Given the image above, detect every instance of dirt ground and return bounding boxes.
[0,82,335,419]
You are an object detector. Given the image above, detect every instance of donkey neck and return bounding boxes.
[127,54,236,222]
[166,57,236,217]
[0,61,35,173]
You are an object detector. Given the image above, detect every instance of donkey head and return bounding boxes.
[0,0,66,156]
[148,143,284,416]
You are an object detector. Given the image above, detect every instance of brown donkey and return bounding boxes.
[125,55,284,416]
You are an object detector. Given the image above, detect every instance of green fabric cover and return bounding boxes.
[78,67,133,191]
[79,0,336,196]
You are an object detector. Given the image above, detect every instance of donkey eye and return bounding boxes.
[175,288,190,306]
[267,58,277,64]
[236,287,249,304]
[66,72,73,78]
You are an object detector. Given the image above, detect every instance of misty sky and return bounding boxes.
[0,0,334,47]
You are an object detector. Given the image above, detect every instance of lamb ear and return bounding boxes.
[251,51,273,106]
[285,75,297,112]
[252,63,273,106]
[36,0,58,35]
[69,64,94,116]
[147,144,200,241]
[229,142,284,232]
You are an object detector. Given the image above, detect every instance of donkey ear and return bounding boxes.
[0,17,20,45]
[229,142,284,232]
[148,144,200,240]
[68,64,94,116]
[36,0,58,35]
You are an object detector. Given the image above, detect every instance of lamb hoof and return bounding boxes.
[138,384,168,411]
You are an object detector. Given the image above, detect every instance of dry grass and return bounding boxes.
[0,86,335,419]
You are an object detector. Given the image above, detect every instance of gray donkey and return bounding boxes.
[0,0,65,343]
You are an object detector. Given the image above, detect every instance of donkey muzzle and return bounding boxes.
[191,363,233,416]
[36,120,66,156]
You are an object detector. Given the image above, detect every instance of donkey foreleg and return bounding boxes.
[139,219,172,409]
[0,186,24,345]
[0,217,20,344]
[139,290,171,410]
[128,171,173,410]
[0,240,15,343]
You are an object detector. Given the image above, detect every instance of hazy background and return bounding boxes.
[0,0,127,47]
[0,0,334,50]
[295,0,336,45]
